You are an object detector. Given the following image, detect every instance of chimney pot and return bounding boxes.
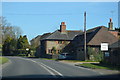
[108,18,113,30]
[60,22,66,33]
[61,22,65,25]
[110,18,112,22]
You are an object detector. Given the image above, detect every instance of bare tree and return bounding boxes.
[0,16,23,44]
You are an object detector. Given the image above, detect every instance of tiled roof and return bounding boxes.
[41,30,82,41]
[109,40,120,48]
[74,26,119,46]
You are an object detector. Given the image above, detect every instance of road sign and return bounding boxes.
[101,43,108,51]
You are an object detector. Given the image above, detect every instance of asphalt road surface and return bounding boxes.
[1,56,120,80]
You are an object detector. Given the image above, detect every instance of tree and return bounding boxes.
[2,36,18,56]
[2,36,12,55]
[17,35,23,49]
[0,16,22,44]
[9,38,17,55]
[115,27,120,32]
[22,35,30,49]
[17,35,30,55]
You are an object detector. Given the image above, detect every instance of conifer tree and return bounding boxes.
[22,35,30,49]
[2,36,12,55]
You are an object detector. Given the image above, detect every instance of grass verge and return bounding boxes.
[0,57,9,64]
[58,60,99,62]
[41,58,58,61]
[77,63,120,70]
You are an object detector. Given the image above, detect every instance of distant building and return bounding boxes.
[40,22,82,58]
[31,18,119,60]
[30,33,51,57]
[106,29,120,66]
[74,18,119,60]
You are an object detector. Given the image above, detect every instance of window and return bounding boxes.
[48,49,52,53]
[58,41,62,44]
[105,52,109,57]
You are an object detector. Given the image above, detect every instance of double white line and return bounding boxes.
[20,58,63,78]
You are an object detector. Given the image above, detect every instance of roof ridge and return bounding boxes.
[45,30,58,39]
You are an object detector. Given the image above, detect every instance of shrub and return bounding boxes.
[87,47,103,62]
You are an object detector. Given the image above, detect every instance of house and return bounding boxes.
[74,18,119,60]
[30,35,41,48]
[106,32,120,66]
[40,22,82,58]
[30,33,51,57]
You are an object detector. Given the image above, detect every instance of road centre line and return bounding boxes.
[17,57,63,78]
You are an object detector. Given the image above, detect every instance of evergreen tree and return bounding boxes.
[2,36,17,56]
[9,38,17,55]
[17,35,23,49]
[22,35,30,49]
[2,36,12,55]
[17,35,30,55]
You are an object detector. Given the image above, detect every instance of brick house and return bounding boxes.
[40,22,82,58]
[74,19,119,60]
[30,33,51,57]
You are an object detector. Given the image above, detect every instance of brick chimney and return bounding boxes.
[60,22,66,33]
[108,18,113,30]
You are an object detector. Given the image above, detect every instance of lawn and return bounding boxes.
[0,57,9,64]
[78,63,120,70]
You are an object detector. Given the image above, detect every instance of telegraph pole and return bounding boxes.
[84,11,87,60]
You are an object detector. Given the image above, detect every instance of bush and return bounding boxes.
[87,47,103,62]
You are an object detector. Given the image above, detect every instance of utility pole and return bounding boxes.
[84,11,87,61]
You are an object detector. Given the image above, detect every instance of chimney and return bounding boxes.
[108,18,113,30]
[60,22,66,33]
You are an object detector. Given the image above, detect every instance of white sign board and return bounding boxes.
[101,43,108,51]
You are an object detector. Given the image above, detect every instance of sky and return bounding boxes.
[2,1,119,41]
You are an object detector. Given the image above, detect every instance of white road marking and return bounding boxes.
[40,62,63,77]
[17,57,63,78]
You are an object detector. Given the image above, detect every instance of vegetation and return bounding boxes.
[1,17,31,57]
[58,60,99,62]
[78,63,120,70]
[41,58,57,61]
[0,57,9,64]
[87,47,104,62]
[2,35,30,56]
[115,27,120,32]
[0,17,22,44]
[51,47,56,54]
[0,44,2,56]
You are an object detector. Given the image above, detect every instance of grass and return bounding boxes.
[59,60,99,62]
[0,57,9,64]
[78,63,120,70]
[41,58,58,61]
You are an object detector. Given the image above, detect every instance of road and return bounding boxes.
[1,57,119,79]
